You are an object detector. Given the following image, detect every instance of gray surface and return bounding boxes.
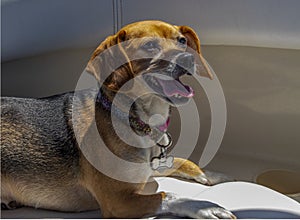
[2,0,300,61]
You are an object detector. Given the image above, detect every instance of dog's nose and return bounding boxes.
[176,52,194,75]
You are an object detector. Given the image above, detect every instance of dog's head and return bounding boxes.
[87,20,213,106]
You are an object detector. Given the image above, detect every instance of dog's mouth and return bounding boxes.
[144,73,194,105]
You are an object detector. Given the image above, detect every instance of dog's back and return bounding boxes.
[1,94,79,177]
[0,94,95,211]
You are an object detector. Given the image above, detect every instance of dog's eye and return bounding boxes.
[142,40,159,51]
[178,37,187,45]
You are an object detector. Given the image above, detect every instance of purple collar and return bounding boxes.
[97,91,170,135]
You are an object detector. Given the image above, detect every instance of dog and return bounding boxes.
[1,20,235,218]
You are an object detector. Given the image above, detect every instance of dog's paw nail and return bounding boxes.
[214,209,236,219]
[195,173,211,185]
[197,207,236,219]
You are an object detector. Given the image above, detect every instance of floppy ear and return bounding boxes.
[178,26,213,79]
[86,30,134,87]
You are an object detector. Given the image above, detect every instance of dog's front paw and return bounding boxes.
[203,171,235,185]
[195,207,236,219]
[163,196,236,219]
[194,173,211,185]
[181,201,236,219]
[193,171,235,186]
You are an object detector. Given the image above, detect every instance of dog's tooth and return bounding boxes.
[150,77,158,86]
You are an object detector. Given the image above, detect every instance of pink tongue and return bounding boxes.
[156,78,194,97]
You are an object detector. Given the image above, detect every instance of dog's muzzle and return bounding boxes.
[143,51,196,106]
[172,52,195,76]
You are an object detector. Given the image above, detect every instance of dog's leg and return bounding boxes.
[80,157,235,218]
[83,177,235,218]
[153,158,211,185]
[108,192,235,218]
[83,187,235,218]
[79,156,163,218]
[153,158,234,185]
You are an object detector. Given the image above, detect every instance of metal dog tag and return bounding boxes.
[151,155,174,170]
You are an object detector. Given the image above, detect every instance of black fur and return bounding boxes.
[1,92,80,180]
